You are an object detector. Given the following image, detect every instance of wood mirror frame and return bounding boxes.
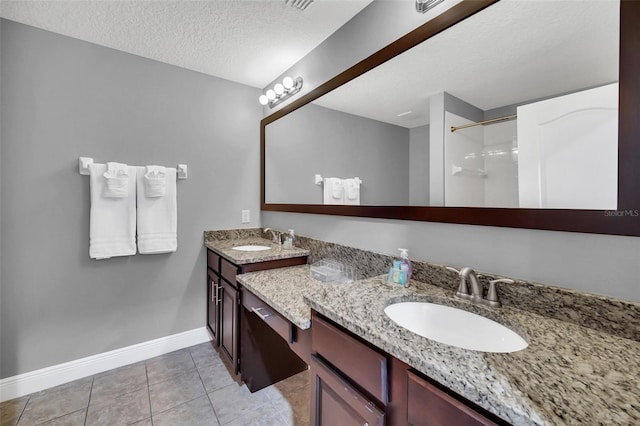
[261,0,640,237]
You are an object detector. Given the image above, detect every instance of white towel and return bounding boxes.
[89,163,137,259]
[103,162,130,198]
[344,178,361,205]
[143,165,167,197]
[323,177,345,204]
[136,166,177,254]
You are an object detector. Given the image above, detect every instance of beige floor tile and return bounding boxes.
[146,349,196,385]
[89,364,147,409]
[85,388,150,426]
[0,395,30,426]
[153,395,219,426]
[222,403,290,426]
[36,409,86,426]
[18,378,92,426]
[149,369,206,414]
[196,361,236,393]
[208,383,272,425]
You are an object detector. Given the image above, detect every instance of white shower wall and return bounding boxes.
[444,112,518,207]
[483,120,518,208]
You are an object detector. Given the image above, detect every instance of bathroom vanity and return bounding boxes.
[310,312,504,426]
[206,230,640,425]
[204,231,308,384]
[232,237,640,425]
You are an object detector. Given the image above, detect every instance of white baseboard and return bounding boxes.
[0,327,212,402]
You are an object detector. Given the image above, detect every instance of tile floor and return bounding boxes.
[0,342,310,426]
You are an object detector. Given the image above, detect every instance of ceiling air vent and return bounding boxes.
[416,0,445,14]
[285,0,314,11]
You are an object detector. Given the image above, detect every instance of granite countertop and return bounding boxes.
[235,266,640,425]
[237,265,323,329]
[204,237,309,265]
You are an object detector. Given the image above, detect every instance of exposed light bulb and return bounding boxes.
[282,76,294,89]
[266,89,276,101]
[274,83,284,95]
[258,95,268,105]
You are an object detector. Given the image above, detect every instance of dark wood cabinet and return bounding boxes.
[206,248,307,377]
[311,313,388,426]
[220,277,240,373]
[407,371,500,426]
[240,287,309,392]
[206,269,220,346]
[310,311,510,426]
[310,354,385,426]
[312,315,388,405]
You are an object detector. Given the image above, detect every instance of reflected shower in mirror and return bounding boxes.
[264,0,619,209]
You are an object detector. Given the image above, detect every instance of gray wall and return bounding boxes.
[409,125,429,205]
[262,2,640,302]
[0,18,3,374]
[266,103,409,205]
[0,19,262,378]
[265,1,449,114]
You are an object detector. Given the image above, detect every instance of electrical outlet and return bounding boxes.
[241,209,250,224]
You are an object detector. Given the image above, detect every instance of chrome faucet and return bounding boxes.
[263,228,282,245]
[445,266,513,308]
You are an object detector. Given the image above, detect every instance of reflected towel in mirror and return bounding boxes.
[323,177,344,204]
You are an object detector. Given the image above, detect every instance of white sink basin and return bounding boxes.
[231,245,271,252]
[384,302,527,353]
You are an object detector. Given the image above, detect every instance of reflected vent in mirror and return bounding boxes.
[416,0,445,14]
[285,0,314,11]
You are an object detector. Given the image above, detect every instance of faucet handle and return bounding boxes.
[487,278,513,304]
[445,266,460,275]
[489,278,514,285]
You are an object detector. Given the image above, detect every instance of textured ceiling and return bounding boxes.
[0,0,372,88]
[314,0,620,128]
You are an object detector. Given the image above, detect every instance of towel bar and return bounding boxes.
[314,174,362,186]
[78,157,188,180]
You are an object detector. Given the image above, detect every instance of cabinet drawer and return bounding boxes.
[221,258,239,287]
[243,289,291,343]
[311,355,385,426]
[407,371,498,426]
[207,250,220,273]
[312,315,388,405]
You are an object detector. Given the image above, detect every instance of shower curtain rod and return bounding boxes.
[450,114,517,132]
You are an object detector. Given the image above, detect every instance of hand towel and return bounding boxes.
[323,177,344,205]
[344,178,361,205]
[136,166,177,254]
[89,163,137,259]
[103,162,130,198]
[143,165,167,197]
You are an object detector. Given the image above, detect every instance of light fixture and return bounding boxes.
[415,0,445,14]
[266,89,276,101]
[258,76,304,108]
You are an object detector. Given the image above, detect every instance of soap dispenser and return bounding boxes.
[283,229,295,250]
[398,248,412,287]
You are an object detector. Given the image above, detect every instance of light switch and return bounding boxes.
[241,209,250,224]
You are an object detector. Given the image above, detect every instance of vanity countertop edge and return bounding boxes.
[235,265,640,426]
[204,237,309,265]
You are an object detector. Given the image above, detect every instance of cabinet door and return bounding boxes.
[220,279,239,374]
[207,270,220,346]
[310,355,385,426]
[407,371,498,426]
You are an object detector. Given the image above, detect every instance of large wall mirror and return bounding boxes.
[261,0,640,237]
